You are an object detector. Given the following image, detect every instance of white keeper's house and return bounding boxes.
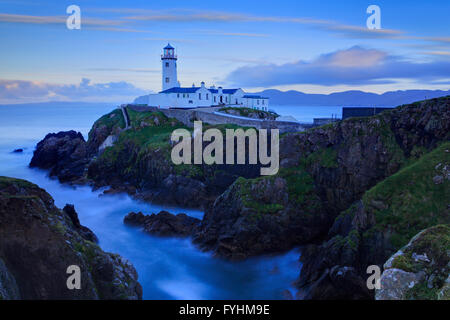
[146,44,269,110]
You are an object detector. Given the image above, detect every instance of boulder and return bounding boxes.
[376,225,450,300]
[124,210,201,237]
[29,131,88,183]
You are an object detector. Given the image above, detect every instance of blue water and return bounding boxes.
[270,105,343,123]
[0,103,301,299]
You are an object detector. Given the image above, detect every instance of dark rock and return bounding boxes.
[297,266,371,300]
[0,176,142,300]
[124,210,201,237]
[194,97,450,262]
[12,148,23,153]
[62,204,98,243]
[193,176,330,260]
[29,131,88,183]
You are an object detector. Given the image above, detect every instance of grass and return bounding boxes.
[0,176,37,189]
[88,109,125,140]
[235,176,285,215]
[363,141,450,248]
[304,147,339,169]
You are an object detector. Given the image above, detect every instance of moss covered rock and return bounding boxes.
[376,225,450,300]
[0,176,142,300]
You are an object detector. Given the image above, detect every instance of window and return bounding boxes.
[262,100,265,105]
[226,97,228,102]
[257,100,260,105]
[235,99,238,104]
[189,100,193,104]
[177,93,180,98]
[206,94,209,99]
[214,96,216,102]
[183,94,185,98]
[165,77,170,83]
[165,62,169,68]
[199,93,201,100]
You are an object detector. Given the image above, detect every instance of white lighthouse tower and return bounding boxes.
[161,43,178,91]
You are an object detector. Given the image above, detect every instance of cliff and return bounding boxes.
[28,96,450,299]
[0,176,142,300]
[375,225,449,300]
[194,97,449,261]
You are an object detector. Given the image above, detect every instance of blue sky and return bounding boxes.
[0,0,449,103]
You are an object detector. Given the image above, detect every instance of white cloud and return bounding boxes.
[0,78,147,104]
[226,46,450,87]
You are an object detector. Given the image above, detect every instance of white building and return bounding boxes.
[147,44,269,110]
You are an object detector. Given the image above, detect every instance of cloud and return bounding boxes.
[86,26,157,33]
[85,68,160,73]
[120,9,403,40]
[423,51,450,57]
[0,78,147,103]
[226,46,450,87]
[0,13,123,26]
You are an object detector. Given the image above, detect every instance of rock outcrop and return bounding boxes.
[219,107,278,120]
[193,175,328,260]
[29,131,88,183]
[124,211,201,237]
[297,141,449,299]
[376,225,449,300]
[0,176,142,300]
[194,97,450,260]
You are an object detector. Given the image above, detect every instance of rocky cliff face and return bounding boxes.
[376,225,449,300]
[0,176,142,300]
[193,97,449,261]
[30,108,262,208]
[296,141,449,299]
[27,97,450,299]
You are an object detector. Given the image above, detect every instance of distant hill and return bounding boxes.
[252,89,450,106]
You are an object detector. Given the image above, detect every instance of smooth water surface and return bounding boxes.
[0,103,301,299]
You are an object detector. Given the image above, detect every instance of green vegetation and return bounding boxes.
[399,225,450,300]
[363,142,450,248]
[304,147,339,169]
[219,106,278,119]
[0,176,37,189]
[405,281,440,300]
[99,110,188,164]
[278,167,317,206]
[391,254,418,273]
[74,240,101,269]
[53,221,66,235]
[173,163,203,179]
[235,176,284,215]
[88,109,125,140]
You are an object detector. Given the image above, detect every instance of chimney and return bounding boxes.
[201,81,205,88]
[218,86,223,95]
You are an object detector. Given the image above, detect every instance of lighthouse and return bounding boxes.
[161,43,179,91]
[146,43,269,110]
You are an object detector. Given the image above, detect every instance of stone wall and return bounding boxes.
[127,105,305,133]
